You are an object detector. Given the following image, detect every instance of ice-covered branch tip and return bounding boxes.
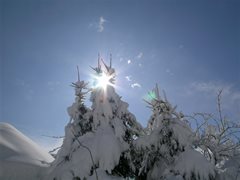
[71,66,89,104]
[144,84,168,109]
[144,84,183,120]
[91,55,116,90]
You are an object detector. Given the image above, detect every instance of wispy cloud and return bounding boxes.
[136,52,143,59]
[98,16,106,32]
[89,16,107,32]
[190,82,231,95]
[127,59,131,64]
[189,81,240,111]
[125,76,132,82]
[131,83,141,88]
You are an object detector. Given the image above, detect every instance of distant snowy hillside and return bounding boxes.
[0,122,54,180]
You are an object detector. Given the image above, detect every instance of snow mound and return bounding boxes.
[0,122,54,180]
[174,148,215,180]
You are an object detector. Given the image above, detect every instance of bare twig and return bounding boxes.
[42,135,65,139]
[217,89,225,130]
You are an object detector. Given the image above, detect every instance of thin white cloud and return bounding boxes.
[131,83,141,88]
[190,82,231,95]
[136,52,143,59]
[166,69,174,76]
[190,81,240,111]
[127,59,131,64]
[125,76,132,82]
[98,16,106,32]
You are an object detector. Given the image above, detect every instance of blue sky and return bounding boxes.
[1,0,240,149]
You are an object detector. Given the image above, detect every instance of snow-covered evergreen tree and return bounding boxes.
[47,68,95,180]
[134,85,215,180]
[47,57,143,180]
[45,59,232,180]
[67,68,93,135]
[88,58,143,178]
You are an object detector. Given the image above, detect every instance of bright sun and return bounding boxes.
[95,72,113,90]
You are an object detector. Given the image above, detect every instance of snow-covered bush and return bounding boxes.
[187,90,240,173]
[216,151,240,180]
[134,85,215,180]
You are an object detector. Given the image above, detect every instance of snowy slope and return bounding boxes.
[0,122,54,180]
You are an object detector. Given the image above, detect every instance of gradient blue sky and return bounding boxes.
[1,0,240,149]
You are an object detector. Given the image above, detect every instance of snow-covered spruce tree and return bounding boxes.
[134,85,215,180]
[47,57,143,180]
[89,58,143,179]
[47,68,94,180]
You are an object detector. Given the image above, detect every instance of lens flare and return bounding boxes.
[94,72,114,90]
[147,91,157,101]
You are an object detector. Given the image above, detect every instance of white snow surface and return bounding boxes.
[0,122,54,180]
[174,148,215,180]
[47,125,128,180]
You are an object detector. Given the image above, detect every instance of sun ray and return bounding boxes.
[94,72,115,90]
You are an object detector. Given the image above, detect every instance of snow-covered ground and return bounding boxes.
[0,122,54,180]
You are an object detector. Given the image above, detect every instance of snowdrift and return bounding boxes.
[0,122,54,180]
